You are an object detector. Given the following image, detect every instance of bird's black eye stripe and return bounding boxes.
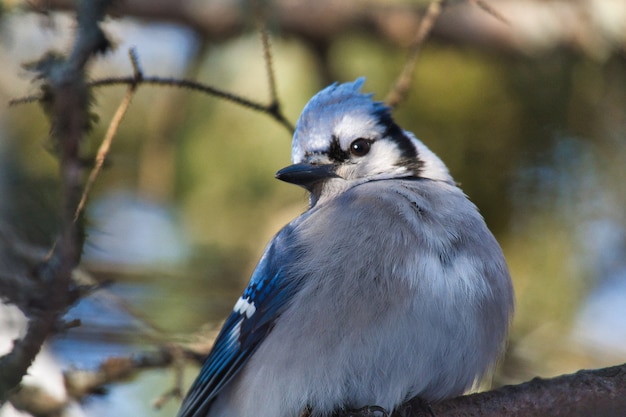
[328,135,350,162]
[378,115,423,175]
[381,119,416,161]
[350,138,372,157]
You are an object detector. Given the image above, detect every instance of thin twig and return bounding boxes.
[128,47,144,80]
[153,344,185,409]
[11,75,295,133]
[384,0,509,107]
[73,89,134,220]
[153,387,183,409]
[8,95,41,105]
[253,5,293,134]
[64,347,177,400]
[385,0,446,107]
[255,2,278,106]
[468,0,510,25]
[74,50,140,222]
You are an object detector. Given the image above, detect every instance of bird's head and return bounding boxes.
[276,78,453,204]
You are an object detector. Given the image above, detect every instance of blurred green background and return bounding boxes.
[0,1,625,416]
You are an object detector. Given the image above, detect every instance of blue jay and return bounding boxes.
[178,78,514,417]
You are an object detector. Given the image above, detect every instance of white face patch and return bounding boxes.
[405,132,454,184]
[363,140,405,174]
[334,139,406,181]
[234,296,257,319]
[334,113,384,147]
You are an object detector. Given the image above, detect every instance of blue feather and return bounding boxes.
[178,226,301,417]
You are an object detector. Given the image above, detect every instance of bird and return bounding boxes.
[177,78,514,417]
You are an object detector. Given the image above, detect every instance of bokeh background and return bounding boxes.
[0,0,625,416]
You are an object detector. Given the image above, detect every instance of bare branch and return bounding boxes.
[385,0,446,107]
[128,47,144,81]
[75,50,140,222]
[63,347,177,399]
[401,363,626,417]
[90,76,294,132]
[153,344,186,409]
[4,17,293,399]
[254,1,279,106]
[0,0,115,400]
[385,0,511,107]
[11,74,295,133]
[99,76,295,131]
[468,0,510,26]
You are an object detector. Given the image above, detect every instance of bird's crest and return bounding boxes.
[292,78,392,163]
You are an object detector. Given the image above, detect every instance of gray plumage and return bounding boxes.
[178,78,514,417]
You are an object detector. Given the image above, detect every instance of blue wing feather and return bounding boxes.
[178,227,301,417]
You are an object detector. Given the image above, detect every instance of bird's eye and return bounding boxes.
[350,138,371,157]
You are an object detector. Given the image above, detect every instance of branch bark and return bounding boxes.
[0,0,114,401]
[413,363,626,417]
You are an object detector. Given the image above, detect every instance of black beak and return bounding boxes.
[275,163,338,190]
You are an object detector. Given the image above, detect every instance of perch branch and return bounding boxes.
[400,363,626,417]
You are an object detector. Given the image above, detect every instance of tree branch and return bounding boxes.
[11,75,295,134]
[385,0,446,108]
[401,363,626,417]
[74,49,141,221]
[0,0,115,401]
